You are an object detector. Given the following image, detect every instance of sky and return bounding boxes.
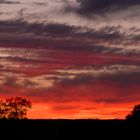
[0,0,140,119]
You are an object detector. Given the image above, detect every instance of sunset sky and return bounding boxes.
[0,0,140,119]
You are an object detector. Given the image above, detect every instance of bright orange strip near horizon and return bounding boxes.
[27,102,136,119]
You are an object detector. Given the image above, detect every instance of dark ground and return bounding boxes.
[0,119,139,139]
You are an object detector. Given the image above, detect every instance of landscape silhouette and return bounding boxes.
[0,97,140,138]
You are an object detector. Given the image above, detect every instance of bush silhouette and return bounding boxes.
[0,97,32,119]
[126,104,140,120]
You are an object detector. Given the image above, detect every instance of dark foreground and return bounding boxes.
[0,119,140,139]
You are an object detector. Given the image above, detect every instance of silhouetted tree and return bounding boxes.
[0,97,32,119]
[0,100,8,119]
[126,104,140,120]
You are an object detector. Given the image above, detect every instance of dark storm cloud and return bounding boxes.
[76,0,140,15]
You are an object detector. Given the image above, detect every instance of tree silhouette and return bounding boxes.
[0,97,32,119]
[126,104,140,120]
[0,100,8,119]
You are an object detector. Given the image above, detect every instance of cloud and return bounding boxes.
[0,0,140,30]
[1,65,139,104]
[54,65,140,90]
[0,20,140,57]
[2,76,17,87]
[31,2,47,6]
[0,20,75,36]
[0,0,20,4]
[0,42,140,80]
[75,0,140,15]
[1,64,140,89]
[25,77,140,104]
